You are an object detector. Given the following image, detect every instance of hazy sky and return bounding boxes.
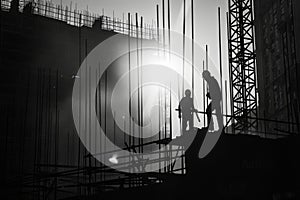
[52,0,229,80]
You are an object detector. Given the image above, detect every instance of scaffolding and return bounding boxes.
[0,1,184,199]
[227,0,258,134]
[13,68,186,199]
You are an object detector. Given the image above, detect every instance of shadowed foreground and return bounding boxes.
[69,128,298,200]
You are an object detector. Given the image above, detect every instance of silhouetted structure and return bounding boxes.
[0,0,299,199]
[0,1,165,199]
[228,0,258,134]
[254,0,300,136]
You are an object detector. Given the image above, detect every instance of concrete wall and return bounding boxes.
[0,10,116,198]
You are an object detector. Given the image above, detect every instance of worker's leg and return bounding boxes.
[182,118,188,134]
[213,100,223,130]
[207,103,212,128]
[188,115,194,131]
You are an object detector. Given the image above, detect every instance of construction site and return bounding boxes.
[0,0,299,199]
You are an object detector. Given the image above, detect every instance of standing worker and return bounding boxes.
[202,70,222,130]
[177,89,198,134]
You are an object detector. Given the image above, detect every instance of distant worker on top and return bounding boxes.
[10,0,19,13]
[202,70,223,130]
[177,89,198,134]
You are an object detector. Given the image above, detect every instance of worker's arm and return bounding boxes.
[177,104,182,118]
[177,100,182,118]
[191,98,198,113]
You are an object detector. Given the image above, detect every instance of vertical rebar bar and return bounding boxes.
[88,63,92,196]
[156,5,160,48]
[205,45,209,121]
[218,7,223,117]
[136,13,141,153]
[54,69,59,200]
[203,61,206,127]
[168,0,171,60]
[104,69,108,183]
[164,87,167,172]
[158,89,161,175]
[77,27,82,194]
[191,0,195,130]
[191,0,195,100]
[225,81,228,127]
[182,0,186,96]
[162,0,165,54]
[227,12,234,133]
[140,16,144,154]
[128,13,132,169]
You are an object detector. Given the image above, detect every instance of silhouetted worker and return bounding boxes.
[23,2,33,14]
[178,89,197,134]
[92,16,104,29]
[10,0,19,13]
[202,70,222,130]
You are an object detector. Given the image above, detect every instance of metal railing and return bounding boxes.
[1,0,157,40]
